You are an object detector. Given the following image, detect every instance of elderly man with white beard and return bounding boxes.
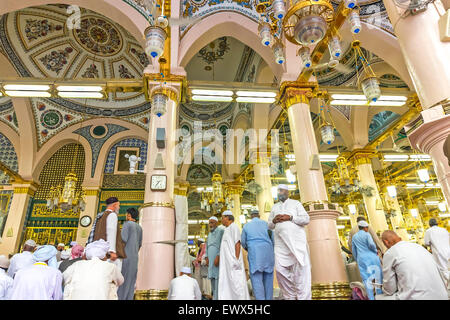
[268,184,311,300]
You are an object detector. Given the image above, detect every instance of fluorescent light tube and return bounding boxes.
[236,97,275,103]
[3,84,50,91]
[192,95,233,102]
[191,89,233,96]
[369,101,406,106]
[336,225,345,229]
[236,91,277,97]
[330,100,405,106]
[338,216,351,220]
[56,85,103,92]
[5,90,51,97]
[378,95,408,101]
[58,92,104,98]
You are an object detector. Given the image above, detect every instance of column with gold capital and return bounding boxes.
[350,150,389,234]
[174,181,190,276]
[281,85,350,300]
[75,187,100,246]
[253,152,274,221]
[0,182,38,255]
[226,183,244,230]
[135,80,181,300]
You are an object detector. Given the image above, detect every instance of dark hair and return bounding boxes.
[429,218,438,227]
[358,226,366,230]
[227,215,235,222]
[106,197,119,205]
[127,207,139,220]
[356,216,366,222]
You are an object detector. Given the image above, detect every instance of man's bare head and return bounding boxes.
[381,230,402,249]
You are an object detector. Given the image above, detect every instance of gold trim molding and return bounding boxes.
[134,289,168,300]
[83,189,100,196]
[13,185,37,196]
[174,188,188,196]
[140,201,174,209]
[312,282,352,300]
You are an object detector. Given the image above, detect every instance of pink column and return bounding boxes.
[284,87,350,299]
[135,83,180,300]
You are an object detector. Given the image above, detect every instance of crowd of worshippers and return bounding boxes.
[0,197,142,300]
[173,184,449,301]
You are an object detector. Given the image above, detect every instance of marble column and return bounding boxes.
[382,192,409,241]
[284,87,350,299]
[75,187,100,246]
[174,182,190,276]
[253,154,274,221]
[227,184,244,230]
[351,151,389,234]
[0,183,37,255]
[135,83,180,300]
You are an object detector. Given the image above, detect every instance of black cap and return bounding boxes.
[106,197,119,205]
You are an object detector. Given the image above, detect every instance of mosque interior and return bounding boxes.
[0,0,449,300]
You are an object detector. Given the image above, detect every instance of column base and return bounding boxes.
[134,289,169,300]
[312,282,352,300]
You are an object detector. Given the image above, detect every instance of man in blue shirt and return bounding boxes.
[205,216,225,300]
[241,209,274,300]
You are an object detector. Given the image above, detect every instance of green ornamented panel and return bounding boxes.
[97,189,144,225]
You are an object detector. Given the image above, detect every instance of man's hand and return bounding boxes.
[205,257,209,266]
[109,252,118,261]
[214,255,220,267]
[273,214,291,224]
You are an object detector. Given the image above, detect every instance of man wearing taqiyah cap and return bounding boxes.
[204,215,225,300]
[0,255,13,300]
[10,245,63,300]
[351,220,383,300]
[218,210,250,300]
[168,266,202,300]
[58,244,84,274]
[424,218,450,283]
[8,239,37,278]
[56,243,65,262]
[62,239,124,300]
[268,184,312,300]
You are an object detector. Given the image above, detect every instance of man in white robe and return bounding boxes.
[10,245,63,300]
[377,230,448,300]
[424,218,449,283]
[63,239,124,300]
[218,211,250,300]
[168,267,202,300]
[0,255,13,300]
[268,184,311,300]
[8,239,36,278]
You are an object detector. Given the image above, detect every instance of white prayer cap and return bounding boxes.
[58,243,65,247]
[358,220,369,228]
[181,267,192,274]
[0,255,10,269]
[222,210,233,216]
[278,184,289,191]
[197,238,205,242]
[70,241,77,247]
[24,239,36,247]
[85,239,110,260]
[208,216,218,222]
[61,250,71,260]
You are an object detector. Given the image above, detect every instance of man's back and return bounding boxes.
[0,269,13,300]
[382,241,447,300]
[11,264,62,300]
[348,225,385,254]
[242,218,274,274]
[122,221,143,257]
[8,251,35,278]
[168,275,201,300]
[243,218,272,244]
[424,226,450,257]
[63,257,123,300]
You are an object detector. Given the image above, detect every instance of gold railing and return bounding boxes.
[22,227,78,247]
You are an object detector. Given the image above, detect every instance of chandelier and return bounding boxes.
[329,156,361,195]
[352,40,381,102]
[47,172,85,213]
[199,172,231,213]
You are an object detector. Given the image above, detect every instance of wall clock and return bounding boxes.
[79,215,92,227]
[151,174,167,191]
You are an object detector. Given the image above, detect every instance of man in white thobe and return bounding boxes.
[8,239,36,278]
[268,184,311,300]
[168,267,202,300]
[0,255,13,300]
[218,211,250,300]
[376,230,448,300]
[424,218,449,284]
[10,245,63,300]
[63,239,124,300]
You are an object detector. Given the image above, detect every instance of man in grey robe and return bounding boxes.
[205,216,225,300]
[117,208,142,300]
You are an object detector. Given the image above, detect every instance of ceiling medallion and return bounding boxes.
[74,17,123,56]
[198,37,230,65]
[40,109,63,130]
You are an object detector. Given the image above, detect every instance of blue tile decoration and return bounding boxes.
[104,138,148,173]
[74,124,129,177]
[369,111,400,142]
[0,133,18,185]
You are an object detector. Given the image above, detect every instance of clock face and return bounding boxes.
[79,215,92,227]
[151,175,167,191]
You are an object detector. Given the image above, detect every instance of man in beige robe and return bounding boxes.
[348,216,386,255]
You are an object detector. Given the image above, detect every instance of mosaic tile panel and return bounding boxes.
[104,138,148,173]
[0,133,19,185]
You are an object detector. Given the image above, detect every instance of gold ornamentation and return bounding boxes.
[13,186,36,196]
[311,282,352,300]
[150,85,179,103]
[140,201,174,209]
[83,189,100,196]
[134,289,168,300]
[31,203,80,218]
[350,150,376,166]
[100,190,144,201]
[174,188,188,196]
[102,174,146,189]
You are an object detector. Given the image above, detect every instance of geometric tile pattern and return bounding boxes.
[0,133,18,185]
[104,138,148,173]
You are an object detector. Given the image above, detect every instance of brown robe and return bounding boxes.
[93,211,127,259]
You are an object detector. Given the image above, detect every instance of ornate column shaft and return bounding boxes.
[253,153,274,221]
[227,184,244,230]
[174,182,190,276]
[382,193,409,241]
[351,151,389,234]
[75,187,100,246]
[282,85,350,300]
[135,81,181,300]
[0,182,37,255]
